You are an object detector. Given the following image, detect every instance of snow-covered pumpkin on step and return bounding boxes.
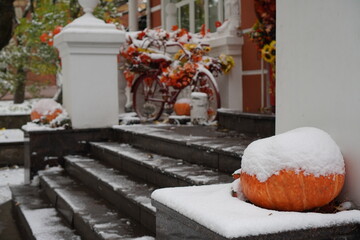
[174,98,191,116]
[30,99,63,123]
[238,127,345,211]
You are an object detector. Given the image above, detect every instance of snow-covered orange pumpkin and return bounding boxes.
[174,98,191,116]
[31,99,63,122]
[238,127,345,211]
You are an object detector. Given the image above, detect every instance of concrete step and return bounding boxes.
[10,185,81,240]
[217,109,275,137]
[64,155,156,233]
[113,125,259,173]
[39,171,153,240]
[90,142,233,188]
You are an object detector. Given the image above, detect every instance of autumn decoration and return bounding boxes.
[248,0,276,111]
[173,98,191,116]
[120,27,234,99]
[234,127,345,212]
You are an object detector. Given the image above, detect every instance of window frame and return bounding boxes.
[161,0,224,33]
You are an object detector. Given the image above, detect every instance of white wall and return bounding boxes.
[277,0,360,205]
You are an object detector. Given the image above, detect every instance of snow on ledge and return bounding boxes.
[151,184,360,239]
[0,129,24,143]
[22,122,65,132]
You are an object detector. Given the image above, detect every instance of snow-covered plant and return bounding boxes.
[0,0,124,103]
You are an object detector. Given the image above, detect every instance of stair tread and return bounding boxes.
[10,185,81,240]
[40,172,153,239]
[65,155,156,213]
[113,125,257,157]
[91,142,233,185]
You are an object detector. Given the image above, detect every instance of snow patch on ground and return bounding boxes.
[0,167,24,235]
[152,183,360,238]
[0,167,24,188]
[0,129,24,143]
[0,99,38,115]
[0,167,24,203]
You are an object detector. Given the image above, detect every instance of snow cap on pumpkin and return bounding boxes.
[241,127,345,182]
[31,99,62,116]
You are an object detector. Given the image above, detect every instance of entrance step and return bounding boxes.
[89,142,233,187]
[113,125,259,173]
[10,185,81,240]
[39,171,153,239]
[217,109,275,137]
[64,155,156,233]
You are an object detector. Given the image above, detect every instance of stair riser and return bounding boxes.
[90,145,192,187]
[39,177,113,240]
[73,213,101,240]
[217,110,275,137]
[40,180,74,227]
[115,130,240,173]
[65,160,156,234]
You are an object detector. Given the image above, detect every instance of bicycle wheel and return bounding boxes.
[132,74,165,121]
[192,71,221,121]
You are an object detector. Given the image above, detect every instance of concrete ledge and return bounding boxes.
[0,142,24,166]
[0,114,30,129]
[24,128,113,180]
[152,184,360,240]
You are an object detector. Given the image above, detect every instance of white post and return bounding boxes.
[165,3,177,31]
[54,0,125,129]
[128,0,138,31]
[191,92,208,125]
[146,0,151,29]
[206,0,243,110]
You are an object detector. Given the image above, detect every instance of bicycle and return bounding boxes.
[131,42,221,122]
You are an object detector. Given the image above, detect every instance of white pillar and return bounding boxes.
[146,0,151,29]
[54,0,125,129]
[206,0,243,110]
[165,3,177,31]
[128,0,138,31]
[208,37,243,110]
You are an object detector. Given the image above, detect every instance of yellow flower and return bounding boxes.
[261,44,275,63]
[270,40,276,49]
[220,54,235,74]
[203,46,211,53]
[184,43,197,50]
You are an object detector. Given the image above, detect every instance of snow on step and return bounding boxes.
[113,125,257,157]
[65,155,156,212]
[152,184,360,239]
[91,142,233,185]
[10,185,80,240]
[40,173,153,239]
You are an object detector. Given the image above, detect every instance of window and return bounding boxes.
[163,0,224,33]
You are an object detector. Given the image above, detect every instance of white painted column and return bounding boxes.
[54,0,125,129]
[206,0,243,110]
[277,0,360,205]
[165,3,177,31]
[146,0,151,29]
[208,37,243,110]
[128,0,138,31]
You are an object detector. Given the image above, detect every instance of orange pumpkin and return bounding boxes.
[31,108,63,122]
[174,98,191,116]
[30,99,63,123]
[240,170,345,211]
